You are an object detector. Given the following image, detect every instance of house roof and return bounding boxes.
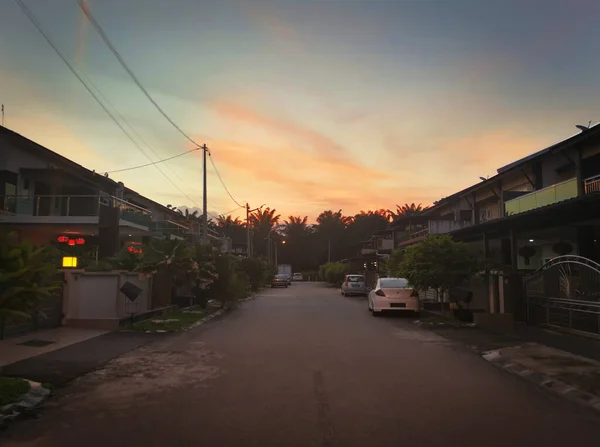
[1,125,118,190]
[0,125,190,220]
[449,192,600,239]
[420,123,600,213]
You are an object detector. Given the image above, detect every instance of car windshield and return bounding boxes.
[347,276,364,283]
[380,278,409,288]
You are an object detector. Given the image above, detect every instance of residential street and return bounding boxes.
[4,283,600,446]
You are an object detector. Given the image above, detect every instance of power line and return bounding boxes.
[14,0,204,211]
[105,147,201,174]
[77,0,203,148]
[208,153,245,208]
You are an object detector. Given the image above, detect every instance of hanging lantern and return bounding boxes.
[75,238,86,245]
[68,239,76,246]
[57,236,69,243]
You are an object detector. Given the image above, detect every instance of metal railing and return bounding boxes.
[0,194,152,226]
[1,194,102,217]
[584,174,600,194]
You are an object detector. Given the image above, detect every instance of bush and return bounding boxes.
[319,262,347,286]
[209,253,250,307]
[0,232,61,324]
[236,257,272,291]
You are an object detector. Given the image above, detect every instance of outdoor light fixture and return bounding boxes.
[62,256,78,268]
[529,239,534,243]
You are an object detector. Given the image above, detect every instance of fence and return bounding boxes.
[525,255,600,337]
[62,270,152,330]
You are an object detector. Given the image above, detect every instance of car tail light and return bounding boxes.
[375,289,386,297]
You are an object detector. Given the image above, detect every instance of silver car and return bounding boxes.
[341,274,367,296]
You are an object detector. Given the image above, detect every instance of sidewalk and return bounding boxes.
[420,318,600,411]
[0,327,108,368]
[1,330,160,387]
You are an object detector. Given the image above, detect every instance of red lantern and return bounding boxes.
[128,246,134,253]
[75,238,85,245]
[57,236,68,243]
[68,239,76,246]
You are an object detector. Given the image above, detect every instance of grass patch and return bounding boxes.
[0,377,31,406]
[132,309,207,333]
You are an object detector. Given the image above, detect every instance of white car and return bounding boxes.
[341,274,367,296]
[368,277,420,316]
[292,273,303,281]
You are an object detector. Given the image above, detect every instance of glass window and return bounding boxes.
[380,278,410,288]
[347,275,364,282]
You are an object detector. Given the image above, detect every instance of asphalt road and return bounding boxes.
[4,282,600,446]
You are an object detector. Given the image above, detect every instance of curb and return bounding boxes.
[482,350,600,413]
[183,308,226,331]
[0,381,51,430]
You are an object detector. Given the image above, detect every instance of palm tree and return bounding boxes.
[315,210,351,262]
[394,203,428,218]
[250,207,280,257]
[216,215,245,242]
[250,207,280,232]
[177,207,200,221]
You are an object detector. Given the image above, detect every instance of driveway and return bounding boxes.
[4,282,600,446]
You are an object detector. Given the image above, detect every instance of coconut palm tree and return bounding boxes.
[393,203,428,218]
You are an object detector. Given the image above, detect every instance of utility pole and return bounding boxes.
[246,203,250,257]
[202,144,208,245]
[246,203,264,258]
[328,240,331,263]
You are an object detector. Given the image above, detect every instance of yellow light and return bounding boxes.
[62,256,78,268]
[282,240,286,244]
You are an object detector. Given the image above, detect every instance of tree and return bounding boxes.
[393,203,428,218]
[250,207,280,258]
[216,215,246,243]
[398,235,478,310]
[0,232,61,338]
[280,216,316,271]
[178,208,199,220]
[315,210,351,263]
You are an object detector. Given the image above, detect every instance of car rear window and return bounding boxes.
[347,276,364,282]
[276,274,287,279]
[380,278,409,288]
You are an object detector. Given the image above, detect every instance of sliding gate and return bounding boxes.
[525,255,600,337]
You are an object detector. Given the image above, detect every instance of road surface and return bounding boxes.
[5,282,600,446]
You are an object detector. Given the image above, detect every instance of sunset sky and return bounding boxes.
[1,0,599,221]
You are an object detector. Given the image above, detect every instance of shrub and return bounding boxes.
[319,262,347,286]
[0,232,61,328]
[236,257,272,291]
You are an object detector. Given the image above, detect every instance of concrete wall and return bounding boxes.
[62,270,152,329]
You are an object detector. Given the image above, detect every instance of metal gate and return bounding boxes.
[525,255,600,337]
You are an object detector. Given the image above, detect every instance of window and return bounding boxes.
[347,275,364,283]
[380,278,410,288]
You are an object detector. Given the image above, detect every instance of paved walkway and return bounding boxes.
[1,331,160,386]
[4,283,600,446]
[0,328,108,368]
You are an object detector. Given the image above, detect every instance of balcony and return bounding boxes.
[152,219,192,240]
[0,195,152,229]
[584,174,600,194]
[504,178,578,216]
[377,238,394,251]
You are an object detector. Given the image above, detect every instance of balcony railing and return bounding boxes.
[504,178,578,216]
[584,174,600,194]
[0,194,152,228]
